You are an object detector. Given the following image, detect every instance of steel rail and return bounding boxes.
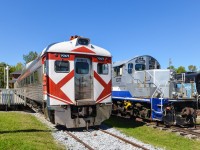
[65,131,94,150]
[170,126,200,138]
[99,129,149,150]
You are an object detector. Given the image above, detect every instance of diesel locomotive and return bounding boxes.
[112,55,198,126]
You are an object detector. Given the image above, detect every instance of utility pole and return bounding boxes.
[6,66,9,89]
[169,58,172,69]
[4,67,6,88]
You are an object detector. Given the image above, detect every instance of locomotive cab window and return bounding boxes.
[128,63,133,74]
[97,63,108,75]
[55,61,70,72]
[135,64,145,71]
[114,65,123,77]
[76,62,89,74]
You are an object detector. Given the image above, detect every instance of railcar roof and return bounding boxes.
[40,38,111,57]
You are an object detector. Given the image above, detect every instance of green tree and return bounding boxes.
[23,51,38,64]
[167,65,177,72]
[0,62,6,88]
[15,62,24,71]
[177,66,186,74]
[188,65,197,72]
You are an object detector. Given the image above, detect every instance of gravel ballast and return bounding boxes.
[32,112,163,150]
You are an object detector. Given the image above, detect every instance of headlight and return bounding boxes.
[77,38,90,45]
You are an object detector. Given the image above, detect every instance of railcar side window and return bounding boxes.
[34,71,38,83]
[30,74,34,84]
[76,62,89,74]
[135,64,145,71]
[97,63,108,75]
[128,63,133,74]
[55,61,70,72]
[27,76,30,85]
[22,79,25,86]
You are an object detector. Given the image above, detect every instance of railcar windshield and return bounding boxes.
[76,62,89,74]
[97,63,108,75]
[55,61,70,72]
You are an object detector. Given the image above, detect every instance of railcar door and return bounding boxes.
[75,58,93,101]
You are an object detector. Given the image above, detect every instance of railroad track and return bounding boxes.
[165,126,200,139]
[146,123,200,139]
[113,116,200,139]
[27,106,151,149]
[65,128,150,150]
[98,128,149,150]
[65,131,94,150]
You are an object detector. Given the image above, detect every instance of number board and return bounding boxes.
[60,54,70,58]
[97,57,104,61]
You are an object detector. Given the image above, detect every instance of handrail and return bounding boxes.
[144,70,165,99]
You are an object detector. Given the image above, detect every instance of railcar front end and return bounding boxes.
[15,36,112,129]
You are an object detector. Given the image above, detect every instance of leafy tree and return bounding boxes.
[0,62,7,88]
[0,62,24,88]
[23,51,38,64]
[188,65,197,72]
[15,62,24,71]
[176,66,186,74]
[167,65,177,72]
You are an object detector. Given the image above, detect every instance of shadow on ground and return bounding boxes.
[0,129,52,134]
[103,115,146,129]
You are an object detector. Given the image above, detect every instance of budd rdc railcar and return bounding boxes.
[15,36,112,129]
[112,55,198,126]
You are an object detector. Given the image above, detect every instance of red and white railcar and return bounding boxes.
[15,36,112,128]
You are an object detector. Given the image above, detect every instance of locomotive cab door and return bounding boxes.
[75,58,93,102]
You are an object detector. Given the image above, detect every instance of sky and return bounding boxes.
[0,0,200,70]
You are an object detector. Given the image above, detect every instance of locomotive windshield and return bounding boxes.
[135,64,145,71]
[128,63,133,74]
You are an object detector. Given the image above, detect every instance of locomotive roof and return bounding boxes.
[112,55,160,67]
[113,60,128,67]
[40,37,111,57]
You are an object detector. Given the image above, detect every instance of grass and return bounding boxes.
[104,116,200,150]
[0,112,65,150]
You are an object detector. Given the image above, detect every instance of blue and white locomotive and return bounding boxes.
[112,55,198,126]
